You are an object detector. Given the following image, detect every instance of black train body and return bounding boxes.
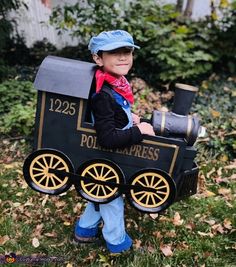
[23,56,200,213]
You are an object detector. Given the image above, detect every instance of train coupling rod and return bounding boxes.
[49,168,157,193]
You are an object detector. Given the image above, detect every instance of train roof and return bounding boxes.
[34,56,96,99]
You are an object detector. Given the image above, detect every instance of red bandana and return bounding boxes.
[95,69,134,104]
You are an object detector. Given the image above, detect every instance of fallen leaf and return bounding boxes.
[223,218,232,230]
[211,224,225,234]
[44,231,57,237]
[33,224,44,237]
[210,108,220,118]
[204,219,216,226]
[0,235,10,245]
[173,212,183,226]
[54,200,66,209]
[32,237,40,248]
[160,243,173,257]
[218,188,231,196]
[153,231,163,239]
[41,195,49,207]
[147,245,155,253]
[166,230,177,238]
[149,213,159,219]
[204,190,216,197]
[197,231,213,238]
[185,222,195,230]
[133,239,142,249]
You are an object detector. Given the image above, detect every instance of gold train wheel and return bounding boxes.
[128,169,176,213]
[77,159,124,203]
[23,149,74,195]
[29,153,69,190]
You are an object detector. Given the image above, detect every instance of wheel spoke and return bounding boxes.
[136,180,147,188]
[152,178,162,188]
[156,190,168,195]
[33,167,44,172]
[33,172,45,177]
[145,194,150,205]
[86,170,98,180]
[105,186,113,192]
[153,192,165,201]
[103,169,112,178]
[45,176,50,187]
[137,192,148,202]
[93,167,99,178]
[36,160,46,170]
[87,184,98,194]
[156,185,168,190]
[100,165,104,177]
[51,174,63,183]
[56,166,67,170]
[144,176,150,186]
[42,156,48,168]
[150,194,156,205]
[49,156,54,168]
[38,174,47,184]
[96,185,101,196]
[101,185,107,196]
[133,191,146,196]
[50,176,57,187]
[52,160,61,169]
[83,182,96,187]
[104,175,117,181]
[150,176,155,187]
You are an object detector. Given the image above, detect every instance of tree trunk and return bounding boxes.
[184,0,195,17]
[176,0,184,13]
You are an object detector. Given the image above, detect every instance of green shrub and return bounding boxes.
[193,77,236,161]
[49,0,215,84]
[0,80,36,135]
[49,0,236,85]
[0,102,36,135]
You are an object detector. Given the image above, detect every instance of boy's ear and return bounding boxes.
[92,54,103,67]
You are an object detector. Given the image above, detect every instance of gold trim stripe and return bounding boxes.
[77,100,96,133]
[37,91,46,149]
[175,83,198,92]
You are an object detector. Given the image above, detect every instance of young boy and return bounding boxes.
[74,30,155,253]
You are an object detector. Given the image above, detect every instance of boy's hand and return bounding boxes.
[137,122,155,136]
[132,113,140,125]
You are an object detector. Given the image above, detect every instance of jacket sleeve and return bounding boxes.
[91,92,143,149]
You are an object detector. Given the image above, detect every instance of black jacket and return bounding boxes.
[91,86,143,149]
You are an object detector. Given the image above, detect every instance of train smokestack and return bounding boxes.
[172,83,198,115]
[151,83,201,146]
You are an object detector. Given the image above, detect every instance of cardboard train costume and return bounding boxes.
[23,55,200,213]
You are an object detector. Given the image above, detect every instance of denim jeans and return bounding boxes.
[75,196,132,253]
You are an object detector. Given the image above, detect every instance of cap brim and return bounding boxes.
[99,42,140,52]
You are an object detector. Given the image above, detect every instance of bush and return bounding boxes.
[193,76,236,161]
[0,80,36,135]
[49,0,236,86]
[49,0,215,85]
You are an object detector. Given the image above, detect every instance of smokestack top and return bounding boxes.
[175,83,198,92]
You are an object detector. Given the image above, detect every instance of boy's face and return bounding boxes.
[93,47,133,77]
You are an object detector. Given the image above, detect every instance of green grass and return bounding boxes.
[0,159,235,267]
